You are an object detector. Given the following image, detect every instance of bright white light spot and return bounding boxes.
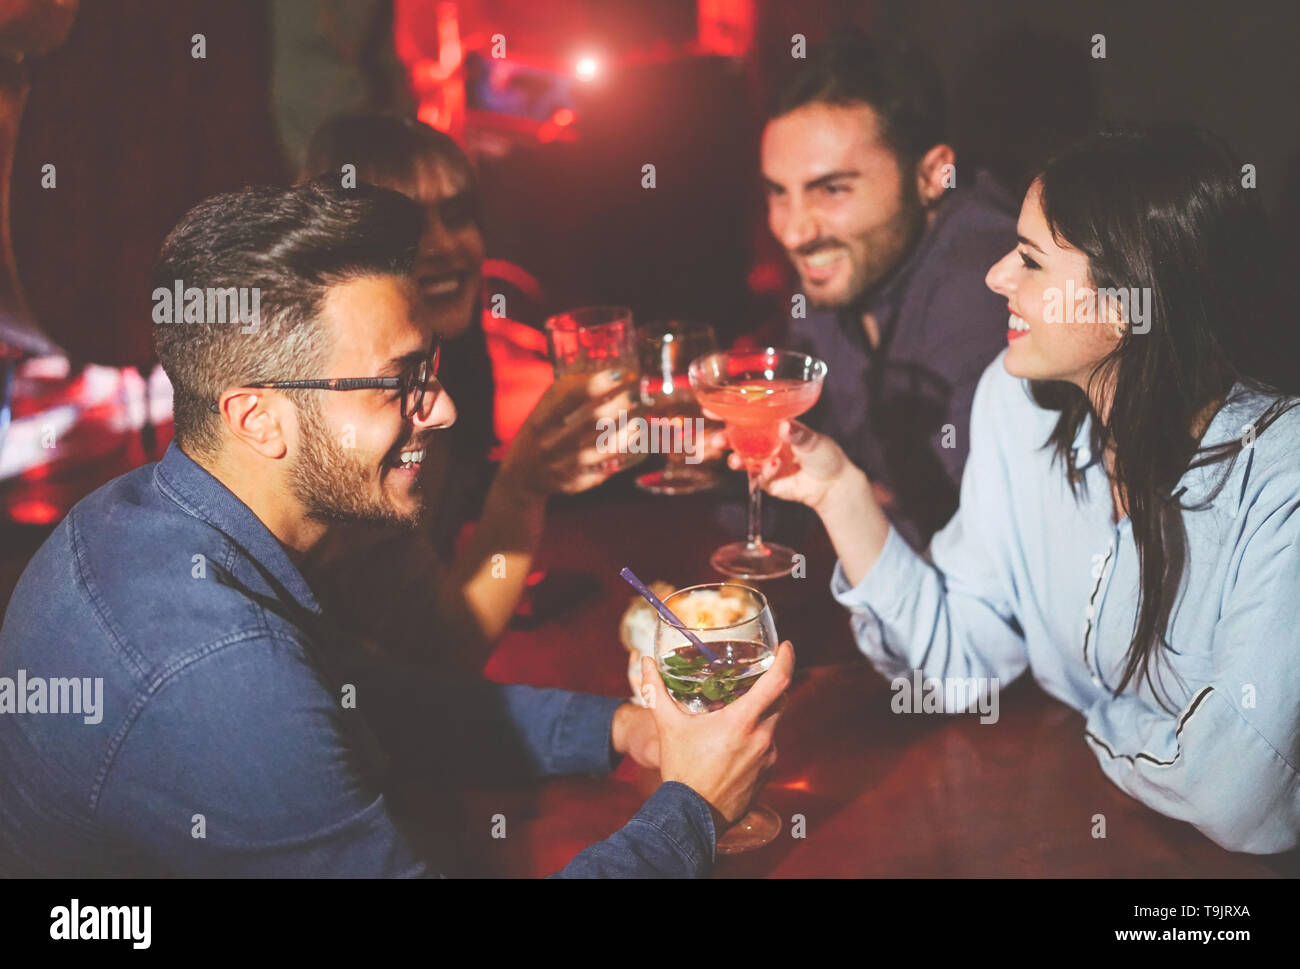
[576,56,598,79]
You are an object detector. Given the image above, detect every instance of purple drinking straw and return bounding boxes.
[619,567,720,664]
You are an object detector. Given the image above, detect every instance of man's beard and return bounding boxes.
[803,182,928,310]
[288,396,423,530]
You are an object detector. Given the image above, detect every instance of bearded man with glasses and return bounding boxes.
[209,336,447,530]
[0,180,792,876]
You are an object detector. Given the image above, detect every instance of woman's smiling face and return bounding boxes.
[376,158,485,341]
[985,179,1123,391]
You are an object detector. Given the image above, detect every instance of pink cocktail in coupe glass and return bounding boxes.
[688,348,828,580]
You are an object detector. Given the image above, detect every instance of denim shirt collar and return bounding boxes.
[152,441,322,617]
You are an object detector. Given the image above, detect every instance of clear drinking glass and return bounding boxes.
[544,305,644,474]
[654,582,781,853]
[688,348,828,580]
[635,320,721,495]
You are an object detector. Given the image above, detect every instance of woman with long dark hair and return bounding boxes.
[745,125,1300,852]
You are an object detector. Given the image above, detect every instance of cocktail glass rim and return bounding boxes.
[659,582,770,633]
[637,318,716,346]
[544,305,634,334]
[686,346,828,390]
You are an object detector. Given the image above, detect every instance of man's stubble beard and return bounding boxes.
[807,178,928,311]
[288,395,423,530]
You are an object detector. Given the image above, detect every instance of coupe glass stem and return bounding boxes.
[746,463,764,551]
[662,449,686,480]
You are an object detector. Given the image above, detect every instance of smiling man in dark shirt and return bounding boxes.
[0,180,791,876]
[762,35,1015,549]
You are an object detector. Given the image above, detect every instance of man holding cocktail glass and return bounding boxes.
[0,181,793,877]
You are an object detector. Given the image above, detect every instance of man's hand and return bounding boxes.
[610,702,660,769]
[639,642,794,825]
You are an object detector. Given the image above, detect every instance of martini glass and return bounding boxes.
[654,582,781,853]
[688,348,827,580]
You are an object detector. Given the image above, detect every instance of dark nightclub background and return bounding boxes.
[1,0,1298,604]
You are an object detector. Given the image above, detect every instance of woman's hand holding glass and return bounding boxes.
[499,367,644,497]
[723,420,893,587]
[708,419,856,512]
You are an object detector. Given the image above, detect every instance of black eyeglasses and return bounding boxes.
[210,341,441,419]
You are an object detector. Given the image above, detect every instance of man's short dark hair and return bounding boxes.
[153,179,422,457]
[771,32,946,170]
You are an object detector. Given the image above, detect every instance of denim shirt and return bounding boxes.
[832,351,1300,853]
[0,442,714,876]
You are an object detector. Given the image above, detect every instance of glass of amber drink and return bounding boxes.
[545,306,644,474]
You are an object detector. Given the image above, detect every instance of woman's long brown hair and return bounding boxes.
[1030,125,1298,712]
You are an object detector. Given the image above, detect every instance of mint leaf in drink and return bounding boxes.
[664,653,708,673]
[701,676,730,702]
[662,673,700,695]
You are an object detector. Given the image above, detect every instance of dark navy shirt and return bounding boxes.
[0,442,715,876]
[789,171,1017,549]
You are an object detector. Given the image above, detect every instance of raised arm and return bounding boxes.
[763,361,1030,696]
[98,637,701,876]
